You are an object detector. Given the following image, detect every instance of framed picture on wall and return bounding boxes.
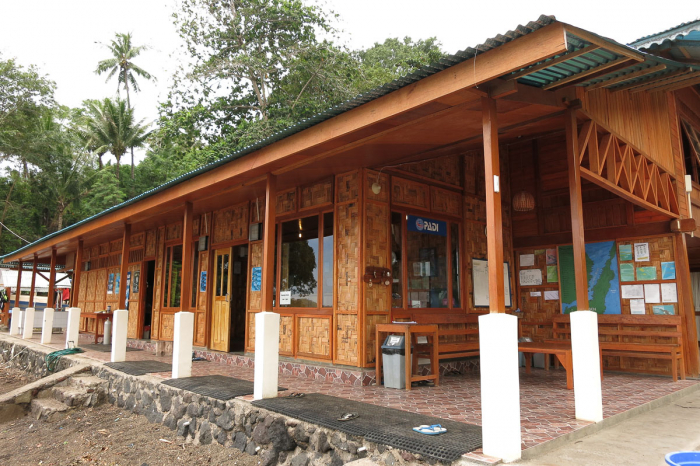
[472,258,512,308]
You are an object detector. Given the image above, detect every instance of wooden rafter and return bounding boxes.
[629,70,700,93]
[543,57,632,90]
[585,64,667,91]
[575,111,680,218]
[506,45,601,81]
[612,69,692,93]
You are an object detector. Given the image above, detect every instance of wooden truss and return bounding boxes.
[576,111,680,218]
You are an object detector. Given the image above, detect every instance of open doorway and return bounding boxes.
[230,245,248,351]
[142,260,155,339]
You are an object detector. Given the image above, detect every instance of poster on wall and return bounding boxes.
[644,284,660,303]
[546,249,557,265]
[251,267,262,291]
[125,272,131,309]
[661,283,678,303]
[115,273,120,296]
[619,244,633,261]
[519,269,543,286]
[472,258,512,308]
[132,271,140,294]
[519,254,535,267]
[107,273,114,295]
[661,262,676,280]
[652,304,675,315]
[634,243,650,262]
[199,271,207,293]
[630,299,646,315]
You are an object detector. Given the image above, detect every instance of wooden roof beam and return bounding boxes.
[543,57,633,90]
[631,70,700,93]
[506,45,601,81]
[585,64,667,91]
[562,24,645,62]
[650,75,700,93]
[488,79,564,107]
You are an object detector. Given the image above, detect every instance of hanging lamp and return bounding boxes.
[512,190,535,211]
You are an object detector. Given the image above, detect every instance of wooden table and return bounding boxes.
[376,323,439,390]
[518,341,603,390]
[80,312,113,343]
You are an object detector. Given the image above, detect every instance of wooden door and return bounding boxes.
[210,247,232,352]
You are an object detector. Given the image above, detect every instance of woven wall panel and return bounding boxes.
[110,240,122,253]
[392,177,429,210]
[336,202,360,311]
[464,151,485,197]
[250,197,266,224]
[98,244,107,256]
[398,154,462,187]
[365,202,390,312]
[165,223,183,242]
[297,316,331,358]
[248,242,263,311]
[431,186,462,217]
[280,315,293,354]
[127,263,141,339]
[365,170,390,203]
[160,313,175,341]
[247,312,256,350]
[83,247,91,261]
[276,189,297,216]
[78,270,88,302]
[212,202,249,245]
[152,227,165,340]
[300,179,333,210]
[336,313,359,365]
[130,233,145,249]
[145,230,156,257]
[193,217,200,237]
[195,312,206,347]
[96,269,107,310]
[86,271,96,301]
[365,314,389,365]
[336,171,359,203]
[128,249,144,264]
[464,194,486,223]
[197,250,209,311]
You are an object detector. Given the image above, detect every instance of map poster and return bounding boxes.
[661,262,676,280]
[620,263,635,282]
[619,244,633,262]
[653,305,675,315]
[636,266,657,281]
[558,241,620,314]
[547,265,558,283]
[546,249,557,265]
[634,243,650,262]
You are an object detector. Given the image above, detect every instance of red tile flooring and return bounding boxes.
[26,333,699,462]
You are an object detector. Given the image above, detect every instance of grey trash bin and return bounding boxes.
[381,335,411,389]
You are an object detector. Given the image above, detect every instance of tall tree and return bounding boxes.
[95,32,154,178]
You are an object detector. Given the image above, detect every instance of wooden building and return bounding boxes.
[4,16,700,378]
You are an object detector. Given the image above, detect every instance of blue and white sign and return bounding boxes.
[407,215,447,236]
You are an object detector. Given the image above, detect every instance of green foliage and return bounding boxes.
[358,37,444,88]
[82,167,126,218]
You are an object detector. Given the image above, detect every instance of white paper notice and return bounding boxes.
[544,290,559,301]
[530,292,542,297]
[520,254,535,267]
[643,284,660,303]
[630,299,646,315]
[519,269,543,286]
[621,284,644,299]
[280,290,292,305]
[661,283,678,303]
[634,242,650,262]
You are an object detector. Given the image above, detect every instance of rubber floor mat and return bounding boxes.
[162,375,286,401]
[104,360,172,375]
[80,344,142,353]
[253,393,481,462]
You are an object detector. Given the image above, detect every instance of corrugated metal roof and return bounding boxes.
[1,15,558,260]
[629,19,700,50]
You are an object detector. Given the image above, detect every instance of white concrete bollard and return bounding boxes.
[22,307,35,339]
[17,310,25,336]
[9,307,21,335]
[254,312,280,400]
[65,307,81,349]
[172,311,194,378]
[111,310,129,363]
[571,310,604,422]
[41,308,55,344]
[479,313,522,462]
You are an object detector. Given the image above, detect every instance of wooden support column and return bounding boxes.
[481,96,506,313]
[674,233,700,376]
[566,107,590,310]
[261,173,277,312]
[28,256,37,307]
[14,260,23,308]
[72,240,83,307]
[118,224,130,309]
[47,248,57,309]
[181,202,194,311]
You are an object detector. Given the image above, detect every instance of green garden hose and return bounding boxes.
[45,348,84,372]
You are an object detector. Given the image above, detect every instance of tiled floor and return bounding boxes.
[26,333,699,461]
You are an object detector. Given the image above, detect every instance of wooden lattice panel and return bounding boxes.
[431,186,462,217]
[165,223,183,242]
[248,242,263,311]
[336,171,359,203]
[365,314,389,365]
[296,316,331,358]
[276,189,297,216]
[152,227,165,340]
[336,313,359,365]
[392,177,429,210]
[212,202,249,245]
[397,154,462,187]
[336,202,360,311]
[129,232,145,249]
[195,312,206,347]
[300,179,333,210]
[160,313,175,341]
[197,250,209,311]
[365,170,389,203]
[250,197,266,224]
[279,315,293,355]
[365,203,390,312]
[128,249,144,264]
[145,230,156,257]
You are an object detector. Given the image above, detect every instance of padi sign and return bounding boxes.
[407,215,447,236]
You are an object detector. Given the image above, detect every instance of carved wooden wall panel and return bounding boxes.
[130,233,144,249]
[247,312,256,351]
[392,177,429,210]
[276,189,297,216]
[110,240,122,253]
[335,313,359,365]
[431,186,462,217]
[296,316,331,358]
[279,314,293,355]
[398,154,462,187]
[96,269,107,310]
[193,217,200,237]
[300,179,333,210]
[194,311,206,347]
[464,151,486,197]
[212,202,249,245]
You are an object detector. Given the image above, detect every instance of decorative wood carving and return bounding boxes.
[280,315,293,355]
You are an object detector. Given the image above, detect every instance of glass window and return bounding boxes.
[391,212,403,308]
[406,216,448,308]
[215,254,223,297]
[322,212,334,308]
[279,215,319,307]
[451,223,461,308]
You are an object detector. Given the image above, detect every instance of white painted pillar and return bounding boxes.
[17,310,24,336]
[111,309,129,363]
[172,311,194,378]
[65,307,81,349]
[254,311,280,400]
[479,313,522,462]
[41,308,55,344]
[571,310,603,422]
[22,307,35,339]
[9,307,20,335]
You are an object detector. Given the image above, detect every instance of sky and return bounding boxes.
[0,0,698,165]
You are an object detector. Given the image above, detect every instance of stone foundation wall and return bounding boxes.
[0,339,75,380]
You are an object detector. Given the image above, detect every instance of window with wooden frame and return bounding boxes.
[276,211,333,309]
[163,244,183,308]
[681,119,700,184]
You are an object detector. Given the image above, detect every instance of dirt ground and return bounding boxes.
[0,371,260,466]
[0,364,31,395]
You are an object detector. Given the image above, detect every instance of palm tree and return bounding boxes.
[83,98,150,179]
[95,32,154,178]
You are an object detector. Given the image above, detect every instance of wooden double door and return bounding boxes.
[210,245,249,352]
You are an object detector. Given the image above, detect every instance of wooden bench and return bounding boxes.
[411,314,481,360]
[551,314,686,381]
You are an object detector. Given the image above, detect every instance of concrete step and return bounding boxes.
[30,398,70,420]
